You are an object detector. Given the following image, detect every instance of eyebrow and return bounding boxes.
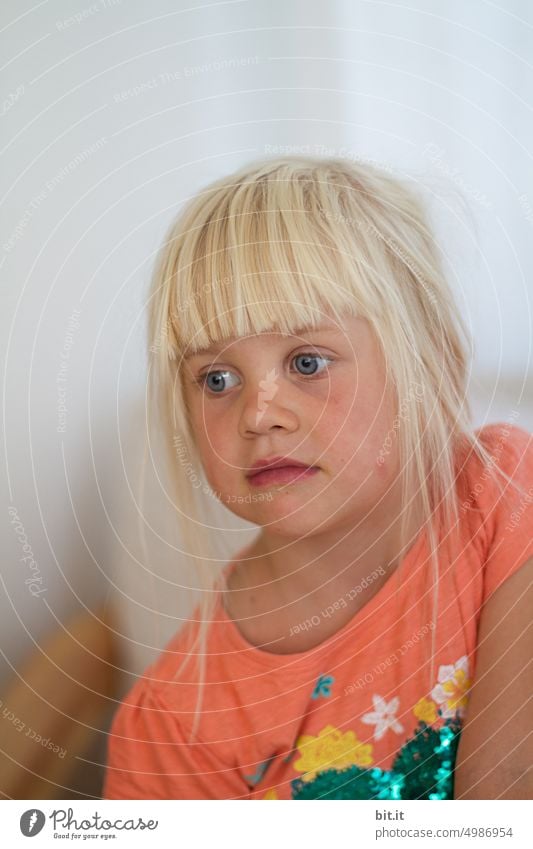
[183,325,343,359]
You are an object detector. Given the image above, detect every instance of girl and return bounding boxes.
[103,156,533,800]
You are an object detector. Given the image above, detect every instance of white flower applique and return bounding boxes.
[431,655,472,719]
[361,695,405,741]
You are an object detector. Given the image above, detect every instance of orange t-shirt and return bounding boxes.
[103,423,533,800]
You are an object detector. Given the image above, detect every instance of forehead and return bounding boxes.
[183,317,349,360]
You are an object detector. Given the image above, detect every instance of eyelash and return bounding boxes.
[195,352,334,395]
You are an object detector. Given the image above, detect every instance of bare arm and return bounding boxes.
[454,556,533,799]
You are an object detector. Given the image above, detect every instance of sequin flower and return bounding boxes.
[293,724,373,782]
[431,656,472,718]
[362,695,405,741]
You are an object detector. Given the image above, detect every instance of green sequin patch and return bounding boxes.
[291,716,462,800]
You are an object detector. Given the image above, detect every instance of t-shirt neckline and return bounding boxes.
[215,527,428,669]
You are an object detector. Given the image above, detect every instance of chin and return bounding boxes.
[251,500,327,536]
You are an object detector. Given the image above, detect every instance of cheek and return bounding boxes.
[327,384,386,440]
[192,408,236,471]
[326,384,398,469]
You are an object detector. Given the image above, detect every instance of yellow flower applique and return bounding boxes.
[431,656,472,718]
[263,788,278,799]
[413,697,438,724]
[293,723,373,782]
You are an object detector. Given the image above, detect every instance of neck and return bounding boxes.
[238,482,426,609]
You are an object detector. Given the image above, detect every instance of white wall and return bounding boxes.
[1,0,532,685]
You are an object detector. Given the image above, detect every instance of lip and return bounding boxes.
[247,465,319,488]
[246,455,312,476]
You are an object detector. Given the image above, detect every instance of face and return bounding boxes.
[181,312,402,540]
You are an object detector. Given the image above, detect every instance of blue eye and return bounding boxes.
[292,353,332,376]
[197,353,332,395]
[200,369,240,394]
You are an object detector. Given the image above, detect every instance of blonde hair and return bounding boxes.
[143,155,522,743]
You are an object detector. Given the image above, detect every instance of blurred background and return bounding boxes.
[1,0,532,799]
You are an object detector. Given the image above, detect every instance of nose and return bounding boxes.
[238,371,299,437]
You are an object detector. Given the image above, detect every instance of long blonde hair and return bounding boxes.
[143,155,522,743]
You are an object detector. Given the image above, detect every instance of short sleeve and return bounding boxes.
[102,675,250,800]
[475,423,533,603]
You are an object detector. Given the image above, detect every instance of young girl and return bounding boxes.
[103,156,533,800]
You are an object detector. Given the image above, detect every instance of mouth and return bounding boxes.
[246,465,319,487]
